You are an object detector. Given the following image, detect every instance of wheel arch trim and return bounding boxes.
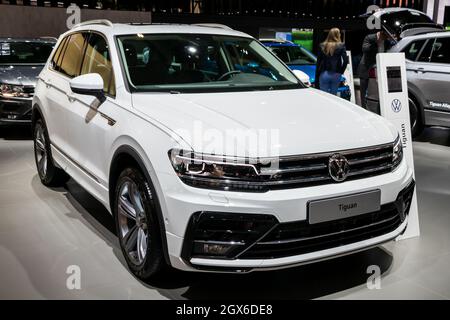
[407,83,425,123]
[109,144,171,266]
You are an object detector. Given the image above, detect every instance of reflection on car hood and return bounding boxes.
[132,88,397,157]
[0,65,43,86]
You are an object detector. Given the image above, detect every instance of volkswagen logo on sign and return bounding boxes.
[328,153,350,182]
[391,99,402,113]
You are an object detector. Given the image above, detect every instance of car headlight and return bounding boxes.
[169,149,265,192]
[392,134,403,169]
[0,83,30,98]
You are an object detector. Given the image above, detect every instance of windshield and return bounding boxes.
[117,34,302,93]
[268,45,316,65]
[381,11,434,36]
[0,41,54,64]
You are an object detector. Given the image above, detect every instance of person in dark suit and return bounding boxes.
[315,28,349,96]
[358,30,393,108]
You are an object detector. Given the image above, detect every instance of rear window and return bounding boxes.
[0,41,54,64]
[381,11,434,37]
[430,37,450,64]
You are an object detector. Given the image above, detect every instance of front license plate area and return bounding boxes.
[308,190,381,224]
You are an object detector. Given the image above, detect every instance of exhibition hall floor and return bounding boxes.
[1,126,449,300]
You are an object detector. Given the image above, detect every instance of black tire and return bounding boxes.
[114,167,166,279]
[33,118,70,187]
[409,95,424,138]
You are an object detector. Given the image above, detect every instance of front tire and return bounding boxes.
[409,96,423,138]
[33,118,69,187]
[114,167,165,279]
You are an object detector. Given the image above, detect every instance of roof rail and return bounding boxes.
[192,23,233,30]
[73,19,113,29]
[39,36,58,41]
[127,22,153,25]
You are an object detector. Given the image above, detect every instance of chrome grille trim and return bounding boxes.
[257,214,399,245]
[347,152,392,165]
[180,139,398,192]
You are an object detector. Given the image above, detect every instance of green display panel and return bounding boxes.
[292,29,314,51]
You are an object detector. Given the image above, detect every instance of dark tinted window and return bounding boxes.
[59,33,87,78]
[417,39,434,62]
[268,45,316,65]
[81,33,115,96]
[0,41,54,64]
[118,34,300,93]
[403,39,426,61]
[430,37,450,64]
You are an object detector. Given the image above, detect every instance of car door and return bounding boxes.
[63,32,117,198]
[41,32,86,159]
[410,36,450,123]
[39,35,69,151]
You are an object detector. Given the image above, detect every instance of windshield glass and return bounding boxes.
[268,45,316,65]
[381,11,434,36]
[0,41,55,64]
[117,34,302,93]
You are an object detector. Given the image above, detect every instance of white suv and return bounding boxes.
[32,20,415,279]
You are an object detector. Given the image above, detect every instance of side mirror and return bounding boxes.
[292,69,311,87]
[70,73,106,103]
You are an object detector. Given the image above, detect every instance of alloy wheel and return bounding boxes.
[409,97,418,133]
[117,180,149,266]
[35,124,48,179]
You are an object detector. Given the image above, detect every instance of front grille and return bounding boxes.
[22,86,35,97]
[239,203,401,259]
[258,142,395,191]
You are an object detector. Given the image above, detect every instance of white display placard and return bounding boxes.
[344,51,356,104]
[376,52,420,240]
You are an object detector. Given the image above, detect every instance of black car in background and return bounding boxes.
[0,38,55,125]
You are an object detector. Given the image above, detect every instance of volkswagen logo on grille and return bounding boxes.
[328,153,350,182]
[391,99,402,113]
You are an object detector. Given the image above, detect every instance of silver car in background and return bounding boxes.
[0,38,56,125]
[366,31,450,137]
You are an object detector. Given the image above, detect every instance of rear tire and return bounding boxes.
[114,167,166,280]
[33,118,70,187]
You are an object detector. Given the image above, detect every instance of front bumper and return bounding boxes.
[0,97,32,125]
[162,159,414,272]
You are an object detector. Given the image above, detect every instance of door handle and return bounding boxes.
[416,67,425,73]
[42,79,51,88]
[67,94,76,103]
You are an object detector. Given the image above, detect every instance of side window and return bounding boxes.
[51,36,67,71]
[59,33,87,78]
[403,39,426,61]
[417,38,435,63]
[81,33,115,96]
[430,37,450,64]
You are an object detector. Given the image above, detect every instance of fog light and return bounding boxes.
[201,243,233,255]
[395,180,415,222]
[182,212,279,260]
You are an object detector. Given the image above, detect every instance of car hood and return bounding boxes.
[132,88,397,157]
[0,64,43,86]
